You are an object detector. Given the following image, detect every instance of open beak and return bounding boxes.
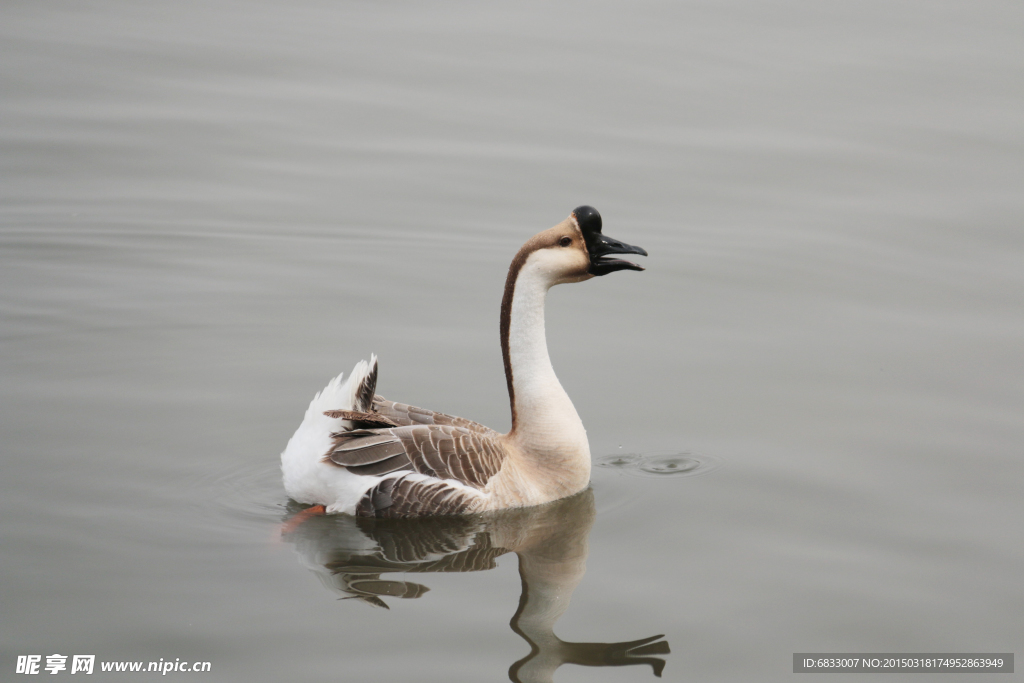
[588,235,647,276]
[587,233,648,276]
[573,205,648,276]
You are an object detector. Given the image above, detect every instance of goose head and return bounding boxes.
[512,206,647,288]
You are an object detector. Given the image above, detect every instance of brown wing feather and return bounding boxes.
[398,425,506,488]
[323,409,399,428]
[346,454,413,477]
[325,424,507,490]
[326,431,407,467]
[371,396,500,437]
[355,474,480,518]
[354,361,378,412]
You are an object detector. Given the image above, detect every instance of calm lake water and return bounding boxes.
[2,2,1022,681]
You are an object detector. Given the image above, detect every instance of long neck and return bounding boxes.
[500,254,589,462]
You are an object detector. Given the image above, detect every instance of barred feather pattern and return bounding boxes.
[354,362,378,412]
[354,474,483,518]
[325,424,507,487]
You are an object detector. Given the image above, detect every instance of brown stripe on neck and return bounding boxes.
[499,243,533,434]
[499,220,580,435]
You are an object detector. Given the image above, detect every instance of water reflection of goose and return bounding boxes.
[282,206,647,517]
[283,489,670,681]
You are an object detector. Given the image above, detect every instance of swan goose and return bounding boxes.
[281,206,646,517]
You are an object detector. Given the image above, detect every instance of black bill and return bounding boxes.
[573,205,648,276]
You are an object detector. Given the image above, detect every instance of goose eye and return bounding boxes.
[559,236,572,247]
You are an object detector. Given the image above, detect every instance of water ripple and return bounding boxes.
[189,459,286,533]
[595,451,722,479]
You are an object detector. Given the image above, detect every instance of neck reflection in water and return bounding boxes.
[282,489,670,682]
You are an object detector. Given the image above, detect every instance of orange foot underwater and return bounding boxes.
[280,504,326,536]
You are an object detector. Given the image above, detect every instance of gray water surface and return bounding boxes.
[2,2,1022,681]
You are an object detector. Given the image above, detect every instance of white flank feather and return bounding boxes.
[281,355,388,514]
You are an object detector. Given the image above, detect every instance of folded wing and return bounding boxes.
[325,424,506,485]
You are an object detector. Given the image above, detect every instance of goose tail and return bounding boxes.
[281,355,378,502]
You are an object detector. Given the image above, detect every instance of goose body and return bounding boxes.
[281,206,646,517]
